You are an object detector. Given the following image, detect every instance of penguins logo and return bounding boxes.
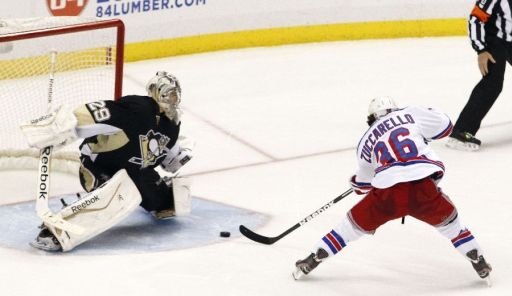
[129,130,171,168]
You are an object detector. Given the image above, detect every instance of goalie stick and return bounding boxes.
[35,51,84,235]
[239,188,353,245]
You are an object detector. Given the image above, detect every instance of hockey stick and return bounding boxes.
[239,188,353,245]
[35,51,84,235]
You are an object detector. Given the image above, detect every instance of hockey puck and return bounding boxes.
[220,231,231,238]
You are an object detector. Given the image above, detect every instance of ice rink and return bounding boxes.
[1,36,511,296]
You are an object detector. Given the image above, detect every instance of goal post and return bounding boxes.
[0,17,125,174]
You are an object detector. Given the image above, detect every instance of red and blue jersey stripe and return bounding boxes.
[375,155,445,175]
[432,121,453,140]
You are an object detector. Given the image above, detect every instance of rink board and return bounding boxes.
[0,195,267,255]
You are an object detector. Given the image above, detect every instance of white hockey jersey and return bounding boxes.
[353,106,453,190]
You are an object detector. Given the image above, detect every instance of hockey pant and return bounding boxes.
[79,156,174,212]
[313,177,483,260]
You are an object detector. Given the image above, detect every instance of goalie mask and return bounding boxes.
[146,71,182,123]
[367,96,398,126]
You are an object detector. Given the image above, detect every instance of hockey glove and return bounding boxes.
[20,104,78,150]
[161,146,193,173]
[349,175,372,195]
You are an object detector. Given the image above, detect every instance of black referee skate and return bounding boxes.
[293,248,329,280]
[29,225,62,252]
[466,249,492,279]
[446,131,481,151]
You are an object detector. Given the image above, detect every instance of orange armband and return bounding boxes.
[471,5,490,23]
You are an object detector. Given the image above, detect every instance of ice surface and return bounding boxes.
[1,37,511,296]
[0,194,266,255]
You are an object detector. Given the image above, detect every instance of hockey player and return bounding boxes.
[20,71,193,252]
[293,97,492,283]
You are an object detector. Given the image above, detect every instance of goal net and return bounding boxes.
[0,17,124,174]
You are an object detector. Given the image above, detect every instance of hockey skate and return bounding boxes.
[29,225,62,252]
[151,209,176,220]
[446,131,481,151]
[466,249,492,286]
[292,248,329,280]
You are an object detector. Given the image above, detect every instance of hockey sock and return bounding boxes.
[314,215,365,258]
[436,216,483,259]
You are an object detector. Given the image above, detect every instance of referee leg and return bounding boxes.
[454,37,508,135]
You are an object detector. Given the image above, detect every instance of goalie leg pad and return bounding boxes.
[172,177,192,216]
[50,169,142,251]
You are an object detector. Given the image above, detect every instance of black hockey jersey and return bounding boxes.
[74,95,180,176]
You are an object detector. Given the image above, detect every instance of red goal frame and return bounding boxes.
[0,18,125,99]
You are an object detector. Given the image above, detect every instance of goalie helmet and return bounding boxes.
[366,96,398,126]
[146,71,182,123]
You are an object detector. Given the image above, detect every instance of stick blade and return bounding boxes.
[239,225,277,245]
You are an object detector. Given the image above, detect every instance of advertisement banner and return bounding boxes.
[2,1,472,44]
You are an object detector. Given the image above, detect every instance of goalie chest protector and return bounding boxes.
[78,95,180,172]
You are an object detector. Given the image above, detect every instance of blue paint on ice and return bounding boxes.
[0,196,267,255]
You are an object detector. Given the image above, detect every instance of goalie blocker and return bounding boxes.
[42,170,192,252]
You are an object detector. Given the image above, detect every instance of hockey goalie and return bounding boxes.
[20,71,193,252]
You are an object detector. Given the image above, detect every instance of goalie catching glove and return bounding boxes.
[20,104,78,150]
[160,135,194,173]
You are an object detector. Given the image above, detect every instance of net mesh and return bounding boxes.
[0,17,122,173]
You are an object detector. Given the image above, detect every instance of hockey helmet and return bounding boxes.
[146,71,182,122]
[367,96,398,125]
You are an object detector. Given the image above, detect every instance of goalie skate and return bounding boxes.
[151,209,176,220]
[29,226,61,252]
[292,248,328,280]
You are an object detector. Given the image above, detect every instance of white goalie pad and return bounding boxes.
[47,169,141,252]
[172,177,192,216]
